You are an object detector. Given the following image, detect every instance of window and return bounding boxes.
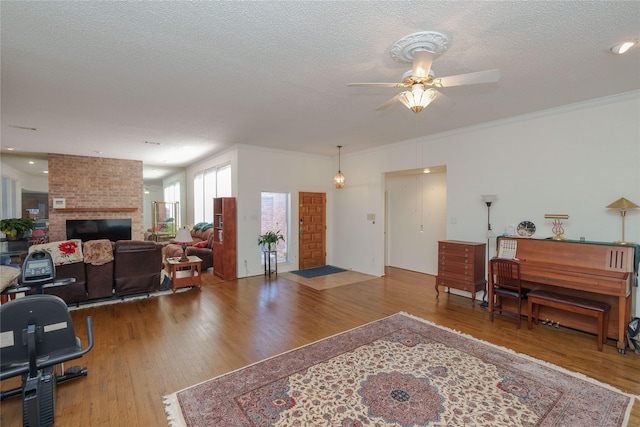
[164,181,181,226]
[1,176,17,218]
[261,192,289,263]
[193,164,231,224]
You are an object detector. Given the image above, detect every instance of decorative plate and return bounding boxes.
[517,221,536,237]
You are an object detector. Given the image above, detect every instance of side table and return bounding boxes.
[166,256,202,292]
[263,250,277,277]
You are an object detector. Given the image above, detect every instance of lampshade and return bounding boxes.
[481,194,497,205]
[606,197,639,211]
[398,86,437,113]
[175,228,193,243]
[175,228,193,262]
[334,145,346,189]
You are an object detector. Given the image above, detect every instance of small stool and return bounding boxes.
[527,290,610,351]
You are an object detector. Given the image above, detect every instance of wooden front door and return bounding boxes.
[298,192,326,270]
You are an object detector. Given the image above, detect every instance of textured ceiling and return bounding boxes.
[2,1,639,178]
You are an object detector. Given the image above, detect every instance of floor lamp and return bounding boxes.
[480,195,497,308]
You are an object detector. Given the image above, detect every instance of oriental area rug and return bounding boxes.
[164,313,633,427]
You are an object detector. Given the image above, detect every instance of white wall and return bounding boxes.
[185,145,332,278]
[335,91,640,313]
[386,172,447,275]
[181,92,639,314]
[0,162,48,194]
[236,145,332,277]
[0,160,48,218]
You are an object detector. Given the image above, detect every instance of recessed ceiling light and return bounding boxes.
[43,171,48,174]
[610,41,638,54]
[28,161,34,165]
[145,141,161,146]
[6,147,15,151]
[423,168,431,174]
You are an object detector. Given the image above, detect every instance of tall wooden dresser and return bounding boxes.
[436,240,486,306]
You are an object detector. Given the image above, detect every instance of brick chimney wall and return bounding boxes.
[48,154,144,241]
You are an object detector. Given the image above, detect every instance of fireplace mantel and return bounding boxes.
[54,208,138,212]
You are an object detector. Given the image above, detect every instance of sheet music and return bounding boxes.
[498,239,517,259]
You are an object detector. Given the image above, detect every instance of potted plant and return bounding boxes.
[0,218,36,240]
[258,230,285,251]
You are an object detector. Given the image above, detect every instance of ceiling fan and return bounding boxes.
[349,31,501,113]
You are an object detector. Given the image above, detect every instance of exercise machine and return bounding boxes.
[0,251,94,426]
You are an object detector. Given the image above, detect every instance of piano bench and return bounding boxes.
[527,290,610,351]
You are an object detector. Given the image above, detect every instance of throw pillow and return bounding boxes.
[193,240,208,248]
[29,239,84,266]
[201,223,213,231]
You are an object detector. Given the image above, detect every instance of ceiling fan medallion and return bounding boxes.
[389,31,450,63]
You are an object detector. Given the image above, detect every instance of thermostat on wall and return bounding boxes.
[53,198,66,208]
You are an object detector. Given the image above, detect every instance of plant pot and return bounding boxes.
[3,232,23,241]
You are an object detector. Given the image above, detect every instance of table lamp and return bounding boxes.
[174,228,193,262]
[606,197,639,244]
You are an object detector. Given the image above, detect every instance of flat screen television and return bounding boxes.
[66,219,132,242]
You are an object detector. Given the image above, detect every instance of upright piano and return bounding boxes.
[496,237,638,352]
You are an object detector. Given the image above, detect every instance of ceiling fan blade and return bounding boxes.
[435,69,501,88]
[412,50,434,78]
[348,82,406,88]
[375,94,402,111]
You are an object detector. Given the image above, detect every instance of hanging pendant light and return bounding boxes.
[333,145,346,189]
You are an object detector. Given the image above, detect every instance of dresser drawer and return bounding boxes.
[437,269,474,283]
[438,243,475,256]
[436,277,485,293]
[438,260,474,274]
[438,254,473,264]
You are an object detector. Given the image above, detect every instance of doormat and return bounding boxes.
[289,265,346,278]
[164,312,633,427]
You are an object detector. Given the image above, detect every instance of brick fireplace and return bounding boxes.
[48,154,144,242]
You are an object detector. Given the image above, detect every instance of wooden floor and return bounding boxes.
[1,267,639,426]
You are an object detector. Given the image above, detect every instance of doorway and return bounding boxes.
[298,192,326,269]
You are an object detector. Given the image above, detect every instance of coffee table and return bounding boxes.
[166,256,202,293]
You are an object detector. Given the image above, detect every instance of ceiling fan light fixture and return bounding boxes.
[398,86,437,113]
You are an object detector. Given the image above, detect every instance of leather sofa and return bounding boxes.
[114,240,163,297]
[24,239,163,304]
[164,225,214,271]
